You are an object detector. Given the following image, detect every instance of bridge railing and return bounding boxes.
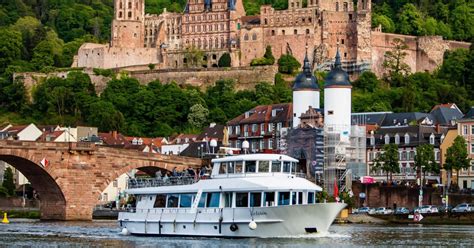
[127,176,198,189]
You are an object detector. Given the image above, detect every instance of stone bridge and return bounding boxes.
[0,140,202,220]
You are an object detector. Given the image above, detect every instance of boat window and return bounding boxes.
[250,192,262,207]
[235,161,243,173]
[219,162,227,174]
[271,161,281,172]
[153,194,167,208]
[198,193,207,207]
[283,161,291,173]
[258,161,269,173]
[245,161,256,173]
[167,194,179,208]
[292,192,297,205]
[291,162,296,174]
[206,192,220,208]
[228,162,235,174]
[308,192,315,204]
[179,194,193,208]
[264,192,275,206]
[224,192,233,207]
[298,192,303,204]
[278,192,290,206]
[236,192,249,207]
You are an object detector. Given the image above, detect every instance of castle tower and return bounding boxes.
[356,0,372,62]
[111,0,145,48]
[292,50,320,128]
[288,0,303,9]
[323,47,352,135]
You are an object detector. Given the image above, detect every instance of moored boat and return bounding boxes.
[118,154,346,237]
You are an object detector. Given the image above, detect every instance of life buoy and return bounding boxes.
[230,223,238,232]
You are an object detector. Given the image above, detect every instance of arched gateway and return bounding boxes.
[0,140,202,220]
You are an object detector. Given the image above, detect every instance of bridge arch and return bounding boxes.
[0,155,67,220]
[0,140,202,220]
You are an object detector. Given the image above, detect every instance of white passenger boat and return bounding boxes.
[118,154,346,237]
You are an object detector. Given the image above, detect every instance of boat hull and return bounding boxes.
[118,203,346,237]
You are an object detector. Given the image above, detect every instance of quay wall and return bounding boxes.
[352,182,474,208]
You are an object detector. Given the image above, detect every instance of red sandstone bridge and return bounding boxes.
[0,140,202,220]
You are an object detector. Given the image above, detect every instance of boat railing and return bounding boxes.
[125,208,221,214]
[127,176,198,189]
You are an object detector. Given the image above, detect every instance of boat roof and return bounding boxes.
[211,154,298,163]
[126,175,321,195]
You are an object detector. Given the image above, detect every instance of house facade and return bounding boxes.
[456,107,474,189]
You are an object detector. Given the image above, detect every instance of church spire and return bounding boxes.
[303,44,312,75]
[334,44,342,69]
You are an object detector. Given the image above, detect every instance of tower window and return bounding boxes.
[328,111,334,115]
[119,11,122,18]
[128,2,132,8]
[128,11,132,18]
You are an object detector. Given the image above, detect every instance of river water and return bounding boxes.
[0,220,472,247]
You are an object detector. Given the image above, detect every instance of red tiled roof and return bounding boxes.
[99,132,129,146]
[227,103,292,126]
[38,130,64,141]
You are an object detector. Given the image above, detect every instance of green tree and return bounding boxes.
[444,136,471,187]
[372,144,400,182]
[0,78,28,112]
[0,28,23,73]
[86,100,124,132]
[414,144,439,185]
[372,14,395,33]
[187,104,209,128]
[183,46,205,68]
[383,38,410,77]
[263,45,275,65]
[397,3,425,36]
[450,2,474,41]
[278,54,301,74]
[2,167,15,196]
[218,53,231,67]
[353,71,380,93]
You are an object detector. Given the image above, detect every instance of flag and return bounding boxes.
[333,178,339,199]
[40,158,49,168]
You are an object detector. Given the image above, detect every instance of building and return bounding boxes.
[161,134,198,155]
[455,107,474,189]
[366,125,447,183]
[75,0,470,77]
[227,103,292,153]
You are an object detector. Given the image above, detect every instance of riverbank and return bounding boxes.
[1,209,40,219]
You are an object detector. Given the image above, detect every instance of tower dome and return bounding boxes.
[323,47,352,135]
[292,50,320,128]
[292,53,319,91]
[324,49,351,88]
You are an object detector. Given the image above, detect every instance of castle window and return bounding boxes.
[119,2,123,9]
[343,2,348,12]
[282,30,285,35]
[136,2,138,8]
[336,2,339,11]
[344,52,347,57]
[264,18,268,25]
[252,33,257,40]
[119,11,122,18]
[128,2,131,8]
[244,34,249,41]
[271,30,275,36]
[309,17,312,22]
[291,3,294,8]
[215,38,218,48]
[128,11,132,18]
[294,29,297,35]
[341,39,345,44]
[306,29,310,34]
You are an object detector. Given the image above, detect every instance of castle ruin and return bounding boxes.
[74,0,470,77]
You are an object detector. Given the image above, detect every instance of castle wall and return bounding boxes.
[76,43,160,69]
[128,66,278,91]
[371,32,470,77]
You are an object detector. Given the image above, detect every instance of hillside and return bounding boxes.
[0,0,473,137]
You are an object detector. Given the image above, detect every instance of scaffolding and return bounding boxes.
[323,125,366,195]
